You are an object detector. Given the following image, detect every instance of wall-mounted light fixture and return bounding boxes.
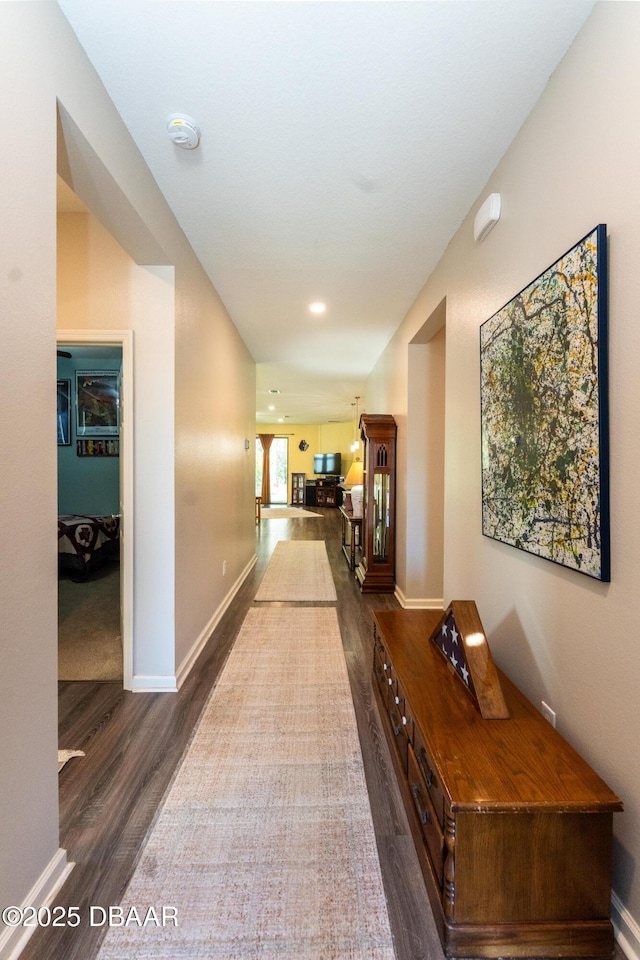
[474,193,501,242]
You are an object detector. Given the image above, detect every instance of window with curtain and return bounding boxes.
[256,436,289,504]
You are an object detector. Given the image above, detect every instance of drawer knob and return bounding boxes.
[395,695,400,704]
[383,663,388,671]
[388,677,393,686]
[402,715,408,725]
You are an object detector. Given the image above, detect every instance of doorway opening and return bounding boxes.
[57,346,122,682]
[57,330,134,689]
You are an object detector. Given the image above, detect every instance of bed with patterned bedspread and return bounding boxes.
[58,514,120,580]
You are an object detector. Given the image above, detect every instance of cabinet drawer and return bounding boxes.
[412,724,446,829]
[387,700,409,773]
[380,652,395,697]
[373,647,389,706]
[373,638,395,704]
[391,678,414,744]
[408,745,445,887]
[373,630,386,667]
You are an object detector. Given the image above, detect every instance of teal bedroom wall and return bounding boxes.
[57,348,122,515]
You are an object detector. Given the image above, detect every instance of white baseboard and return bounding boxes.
[130,555,257,693]
[612,891,640,960]
[131,674,179,692]
[0,848,73,960]
[394,586,443,610]
[175,553,257,690]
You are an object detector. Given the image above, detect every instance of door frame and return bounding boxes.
[57,329,134,689]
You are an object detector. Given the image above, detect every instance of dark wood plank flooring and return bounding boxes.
[22,508,440,960]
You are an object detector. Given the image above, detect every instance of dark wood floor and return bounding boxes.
[22,508,440,960]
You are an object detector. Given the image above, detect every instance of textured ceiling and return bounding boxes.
[57,0,594,423]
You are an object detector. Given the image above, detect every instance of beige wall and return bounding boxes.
[172,243,255,681]
[0,2,61,921]
[0,0,254,922]
[402,325,445,606]
[57,211,177,683]
[368,2,640,943]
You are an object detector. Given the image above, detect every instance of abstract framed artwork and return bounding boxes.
[480,224,609,581]
[76,371,120,437]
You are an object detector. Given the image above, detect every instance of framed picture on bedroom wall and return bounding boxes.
[75,370,120,437]
[57,379,71,445]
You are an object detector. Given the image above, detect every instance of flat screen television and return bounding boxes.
[314,452,341,475]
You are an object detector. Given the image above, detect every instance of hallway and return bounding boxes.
[24,509,437,960]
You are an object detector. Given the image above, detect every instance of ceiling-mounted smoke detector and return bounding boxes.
[166,114,201,150]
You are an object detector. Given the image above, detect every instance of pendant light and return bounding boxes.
[350,396,361,453]
[345,396,364,515]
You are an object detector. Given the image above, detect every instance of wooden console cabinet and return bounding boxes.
[315,481,337,507]
[372,607,622,959]
[305,478,341,508]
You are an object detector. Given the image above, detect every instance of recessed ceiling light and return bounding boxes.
[268,388,280,394]
[309,302,327,314]
[268,405,275,411]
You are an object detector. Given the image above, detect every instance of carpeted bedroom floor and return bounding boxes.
[58,558,122,681]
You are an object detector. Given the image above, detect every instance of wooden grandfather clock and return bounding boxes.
[356,413,397,593]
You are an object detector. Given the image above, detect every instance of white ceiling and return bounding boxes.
[57,0,594,424]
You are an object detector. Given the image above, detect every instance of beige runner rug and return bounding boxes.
[96,607,395,959]
[255,540,337,602]
[260,506,323,519]
[57,749,85,772]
